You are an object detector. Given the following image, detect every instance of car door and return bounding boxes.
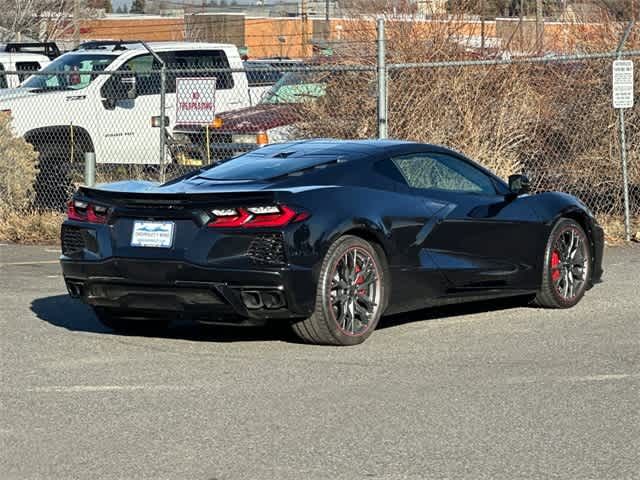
[390,151,546,292]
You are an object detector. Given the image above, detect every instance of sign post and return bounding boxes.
[612,60,634,242]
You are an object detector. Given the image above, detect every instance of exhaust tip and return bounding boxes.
[262,291,285,309]
[66,281,84,298]
[240,290,286,310]
[241,291,263,310]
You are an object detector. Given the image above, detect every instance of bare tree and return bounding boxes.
[0,0,100,42]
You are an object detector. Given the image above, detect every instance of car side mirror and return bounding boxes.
[103,74,137,105]
[508,174,530,196]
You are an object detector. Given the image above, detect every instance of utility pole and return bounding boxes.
[535,0,544,53]
[73,0,80,48]
[519,0,524,51]
[480,0,485,56]
[301,0,308,56]
[325,0,330,40]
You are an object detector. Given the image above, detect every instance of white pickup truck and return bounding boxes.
[0,41,271,170]
[0,42,59,89]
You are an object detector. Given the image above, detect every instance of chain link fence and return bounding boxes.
[0,49,638,239]
[386,53,640,220]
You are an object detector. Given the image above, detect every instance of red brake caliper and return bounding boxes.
[355,265,366,295]
[551,251,561,281]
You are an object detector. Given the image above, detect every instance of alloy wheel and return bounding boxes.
[329,247,382,336]
[550,227,589,301]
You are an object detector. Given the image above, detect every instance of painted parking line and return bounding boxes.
[10,384,208,394]
[0,260,60,267]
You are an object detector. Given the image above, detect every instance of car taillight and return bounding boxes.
[207,205,308,229]
[67,200,108,224]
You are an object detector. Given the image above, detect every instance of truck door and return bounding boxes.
[98,49,247,166]
[99,53,161,165]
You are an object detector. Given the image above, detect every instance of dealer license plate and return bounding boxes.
[131,221,175,248]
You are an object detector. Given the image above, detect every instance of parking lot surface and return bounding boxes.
[1,243,638,480]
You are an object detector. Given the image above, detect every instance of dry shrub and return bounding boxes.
[0,208,63,244]
[0,112,64,244]
[0,112,38,210]
[295,16,640,221]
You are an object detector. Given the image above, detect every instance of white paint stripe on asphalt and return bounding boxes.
[18,384,207,393]
[0,260,60,267]
[507,373,639,385]
[564,373,638,382]
[44,249,60,253]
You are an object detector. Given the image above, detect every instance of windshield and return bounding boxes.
[261,72,326,104]
[21,54,115,91]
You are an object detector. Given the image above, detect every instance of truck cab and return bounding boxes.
[0,42,59,89]
[0,41,254,167]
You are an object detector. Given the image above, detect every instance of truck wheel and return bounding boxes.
[93,307,170,335]
[34,153,74,211]
[291,235,388,346]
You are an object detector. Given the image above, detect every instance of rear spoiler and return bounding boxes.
[77,184,279,207]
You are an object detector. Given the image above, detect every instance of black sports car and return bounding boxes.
[61,140,604,346]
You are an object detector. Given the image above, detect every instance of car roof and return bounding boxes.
[76,42,237,55]
[0,52,50,62]
[255,139,436,157]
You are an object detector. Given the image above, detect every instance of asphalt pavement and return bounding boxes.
[1,243,638,480]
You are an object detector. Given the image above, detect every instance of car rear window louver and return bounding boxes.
[270,157,346,180]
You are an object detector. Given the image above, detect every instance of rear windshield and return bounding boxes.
[198,147,340,181]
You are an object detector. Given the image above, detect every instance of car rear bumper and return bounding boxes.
[61,257,317,324]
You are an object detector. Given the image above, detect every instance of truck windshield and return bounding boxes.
[21,54,115,91]
[261,72,326,105]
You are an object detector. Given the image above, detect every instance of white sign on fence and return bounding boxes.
[176,77,217,125]
[612,60,634,109]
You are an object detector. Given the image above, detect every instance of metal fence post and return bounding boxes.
[140,41,167,183]
[377,18,388,140]
[84,152,96,187]
[616,21,635,242]
[159,65,167,184]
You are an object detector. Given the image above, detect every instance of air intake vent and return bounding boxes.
[61,225,85,256]
[247,233,286,265]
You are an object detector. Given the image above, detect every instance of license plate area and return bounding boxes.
[131,221,175,248]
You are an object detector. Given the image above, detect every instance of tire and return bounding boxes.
[34,153,74,211]
[93,307,171,334]
[534,218,592,308]
[291,235,389,346]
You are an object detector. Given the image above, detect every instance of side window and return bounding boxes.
[391,153,496,194]
[15,61,42,82]
[116,51,234,97]
[163,50,234,92]
[119,54,159,97]
[0,64,7,89]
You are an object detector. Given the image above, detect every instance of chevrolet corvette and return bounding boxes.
[60,140,604,345]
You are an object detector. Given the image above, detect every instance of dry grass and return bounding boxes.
[598,215,640,245]
[0,113,39,210]
[0,208,64,245]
